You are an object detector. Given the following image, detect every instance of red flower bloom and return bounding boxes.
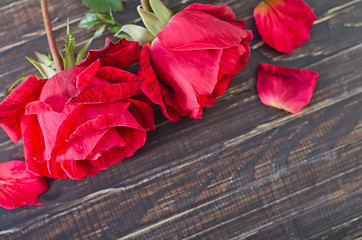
[0,161,48,209]
[257,63,318,113]
[254,0,316,53]
[0,39,154,179]
[138,4,252,121]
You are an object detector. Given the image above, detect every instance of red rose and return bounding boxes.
[0,39,154,179]
[138,3,252,121]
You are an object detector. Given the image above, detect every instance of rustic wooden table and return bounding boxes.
[0,0,361,239]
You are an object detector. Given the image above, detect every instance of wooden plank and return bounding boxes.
[2,95,361,239]
[0,0,361,239]
[1,0,362,163]
[1,77,362,238]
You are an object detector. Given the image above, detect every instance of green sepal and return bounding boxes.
[116,24,154,45]
[26,57,56,79]
[76,25,106,64]
[115,32,133,41]
[63,19,76,70]
[150,0,171,24]
[140,0,152,12]
[137,5,165,36]
[34,51,55,70]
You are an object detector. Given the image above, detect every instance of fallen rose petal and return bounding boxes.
[0,161,48,209]
[257,63,319,113]
[254,0,316,53]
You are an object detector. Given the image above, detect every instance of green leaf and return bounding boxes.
[97,12,121,26]
[117,24,154,45]
[79,12,102,29]
[137,5,165,36]
[76,25,106,64]
[4,76,27,98]
[150,0,171,24]
[82,0,123,13]
[26,57,56,79]
[64,19,76,69]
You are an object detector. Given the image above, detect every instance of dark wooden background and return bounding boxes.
[0,0,361,239]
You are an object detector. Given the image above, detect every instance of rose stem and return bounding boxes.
[40,0,63,72]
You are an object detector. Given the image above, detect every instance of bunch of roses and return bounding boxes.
[0,0,318,209]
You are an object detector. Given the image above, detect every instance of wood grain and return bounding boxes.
[0,0,361,239]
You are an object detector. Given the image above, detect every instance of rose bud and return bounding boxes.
[0,39,155,180]
[136,3,252,121]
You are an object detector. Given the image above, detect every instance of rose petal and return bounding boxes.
[158,7,247,50]
[203,33,251,107]
[26,157,53,178]
[86,128,127,161]
[90,147,127,169]
[68,108,145,142]
[25,101,54,115]
[80,38,140,69]
[49,102,129,160]
[150,38,222,114]
[89,128,146,162]
[117,128,147,158]
[76,60,100,92]
[127,98,155,131]
[21,114,46,163]
[73,82,141,105]
[46,157,68,179]
[138,44,182,122]
[257,63,318,113]
[95,66,137,83]
[60,161,99,180]
[36,104,76,162]
[0,161,48,209]
[38,68,83,113]
[185,3,235,21]
[254,0,316,53]
[0,76,46,142]
[55,128,109,162]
